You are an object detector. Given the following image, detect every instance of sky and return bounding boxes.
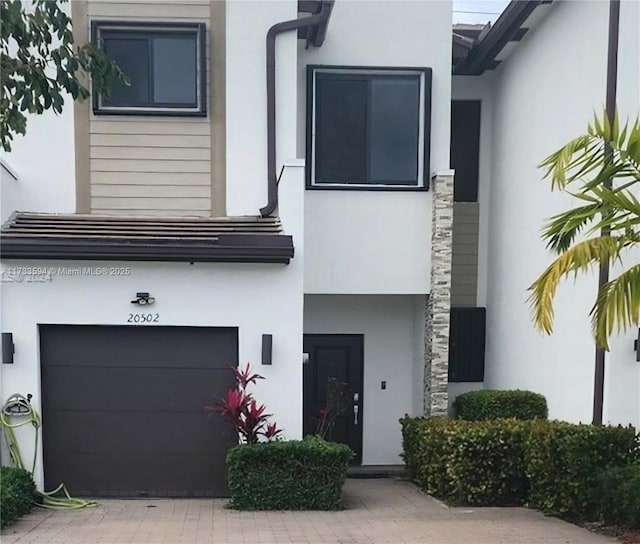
[453,0,510,25]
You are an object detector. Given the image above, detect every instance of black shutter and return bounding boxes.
[448,307,486,382]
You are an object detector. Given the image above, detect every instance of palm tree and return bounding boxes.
[528,113,640,350]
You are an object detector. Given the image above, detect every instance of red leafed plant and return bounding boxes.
[206,363,282,444]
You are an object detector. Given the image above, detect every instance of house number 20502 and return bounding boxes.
[128,313,159,324]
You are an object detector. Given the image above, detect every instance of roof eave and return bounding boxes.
[0,235,295,264]
[453,0,551,76]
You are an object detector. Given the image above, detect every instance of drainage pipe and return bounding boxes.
[260,2,333,217]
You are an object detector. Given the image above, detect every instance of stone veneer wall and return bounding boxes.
[424,171,454,415]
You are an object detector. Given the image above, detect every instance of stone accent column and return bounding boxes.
[424,170,454,416]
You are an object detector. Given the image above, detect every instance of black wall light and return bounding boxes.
[2,333,14,364]
[262,334,273,365]
[131,292,155,305]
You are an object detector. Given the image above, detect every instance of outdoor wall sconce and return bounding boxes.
[634,328,640,362]
[131,292,155,305]
[262,334,272,365]
[2,333,14,364]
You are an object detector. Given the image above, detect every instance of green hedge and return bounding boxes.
[454,390,548,421]
[0,466,36,529]
[400,417,639,519]
[226,436,352,510]
[401,417,529,506]
[525,420,638,519]
[594,462,640,528]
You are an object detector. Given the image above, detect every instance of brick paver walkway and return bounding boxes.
[1,479,616,544]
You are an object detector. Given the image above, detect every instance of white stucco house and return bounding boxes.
[0,0,638,497]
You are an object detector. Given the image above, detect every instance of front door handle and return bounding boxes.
[353,404,359,425]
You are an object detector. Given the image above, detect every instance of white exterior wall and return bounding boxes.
[604,0,640,426]
[483,0,640,426]
[304,294,422,465]
[0,105,75,223]
[0,0,75,223]
[300,0,452,295]
[0,163,305,491]
[225,0,298,216]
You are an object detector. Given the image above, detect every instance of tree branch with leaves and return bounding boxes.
[0,0,127,151]
[529,112,640,350]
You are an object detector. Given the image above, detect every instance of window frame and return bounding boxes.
[91,21,207,117]
[306,65,432,191]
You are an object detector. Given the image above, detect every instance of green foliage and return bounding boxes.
[226,436,352,510]
[529,111,640,350]
[400,416,639,519]
[525,421,639,520]
[400,417,530,506]
[1,0,127,151]
[0,466,36,529]
[594,462,640,528]
[454,390,548,421]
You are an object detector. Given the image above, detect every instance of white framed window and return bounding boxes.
[92,21,207,116]
[306,66,431,190]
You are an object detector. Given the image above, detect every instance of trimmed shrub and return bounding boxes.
[401,416,455,499]
[0,466,36,529]
[401,416,638,517]
[400,416,530,506]
[454,390,548,421]
[525,422,639,520]
[226,436,352,510]
[594,462,640,528]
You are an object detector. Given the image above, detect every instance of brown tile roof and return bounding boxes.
[0,212,294,264]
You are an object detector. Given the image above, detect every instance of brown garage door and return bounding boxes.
[39,325,238,498]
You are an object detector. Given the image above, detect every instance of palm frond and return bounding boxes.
[533,111,640,350]
[591,264,640,350]
[542,202,602,253]
[528,236,629,335]
[539,134,602,190]
[584,185,640,236]
[539,114,640,192]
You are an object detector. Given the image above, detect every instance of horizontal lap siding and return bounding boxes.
[92,185,209,198]
[86,0,212,217]
[91,172,211,185]
[87,2,210,20]
[92,197,211,210]
[92,209,209,217]
[91,121,211,135]
[451,203,479,305]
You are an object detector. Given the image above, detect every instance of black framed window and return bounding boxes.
[307,66,431,190]
[92,22,206,116]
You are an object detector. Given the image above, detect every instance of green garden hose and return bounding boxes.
[1,394,97,510]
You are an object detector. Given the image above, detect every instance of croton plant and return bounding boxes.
[206,363,282,444]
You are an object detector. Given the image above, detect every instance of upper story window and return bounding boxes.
[92,22,206,116]
[306,66,431,190]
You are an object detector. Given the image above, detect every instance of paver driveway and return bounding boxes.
[1,479,616,544]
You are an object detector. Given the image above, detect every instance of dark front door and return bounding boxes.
[39,325,238,497]
[303,334,363,464]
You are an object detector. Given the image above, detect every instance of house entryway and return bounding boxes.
[39,325,238,498]
[303,334,364,464]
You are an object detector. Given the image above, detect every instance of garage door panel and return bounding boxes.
[45,453,229,497]
[43,411,235,455]
[42,367,235,412]
[40,325,237,368]
[40,325,239,497]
